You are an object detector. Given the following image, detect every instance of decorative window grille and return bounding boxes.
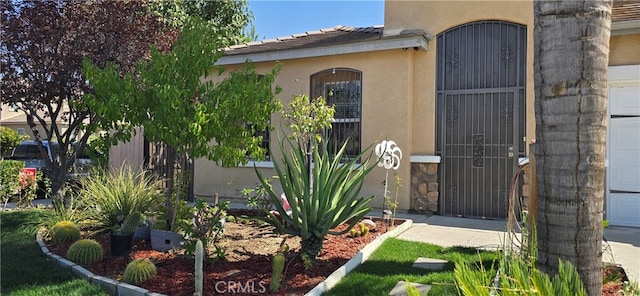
[246,123,270,161]
[310,68,362,161]
[244,74,271,162]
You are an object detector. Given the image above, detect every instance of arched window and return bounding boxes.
[310,68,362,160]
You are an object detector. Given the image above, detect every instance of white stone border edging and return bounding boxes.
[36,229,166,296]
[305,218,414,296]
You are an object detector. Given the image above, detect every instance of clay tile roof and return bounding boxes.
[613,0,640,22]
[224,25,392,56]
[224,1,638,57]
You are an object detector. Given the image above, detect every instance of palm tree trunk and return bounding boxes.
[534,1,611,295]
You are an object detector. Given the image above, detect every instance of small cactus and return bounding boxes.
[360,222,370,236]
[67,239,104,265]
[51,220,81,244]
[123,258,157,285]
[349,222,370,238]
[270,240,289,292]
[121,211,142,234]
[194,240,204,296]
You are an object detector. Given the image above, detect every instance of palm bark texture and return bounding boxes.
[534,1,612,295]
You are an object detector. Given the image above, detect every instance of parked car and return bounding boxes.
[10,140,58,170]
[9,140,94,197]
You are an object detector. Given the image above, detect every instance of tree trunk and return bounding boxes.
[534,1,611,295]
[49,169,67,202]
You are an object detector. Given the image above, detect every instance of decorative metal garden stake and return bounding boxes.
[375,140,402,222]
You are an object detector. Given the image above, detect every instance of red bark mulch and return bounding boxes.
[46,217,391,296]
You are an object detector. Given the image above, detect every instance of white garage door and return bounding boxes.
[608,82,640,227]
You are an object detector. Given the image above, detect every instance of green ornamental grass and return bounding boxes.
[77,165,163,232]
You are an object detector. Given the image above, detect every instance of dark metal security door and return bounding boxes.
[436,21,526,218]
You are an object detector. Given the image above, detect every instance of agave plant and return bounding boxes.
[256,137,376,260]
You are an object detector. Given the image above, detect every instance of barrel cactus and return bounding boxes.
[123,258,157,285]
[51,221,81,244]
[67,239,104,265]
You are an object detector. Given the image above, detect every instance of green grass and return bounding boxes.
[324,238,498,296]
[1,210,108,295]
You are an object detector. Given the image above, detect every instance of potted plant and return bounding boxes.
[111,211,142,256]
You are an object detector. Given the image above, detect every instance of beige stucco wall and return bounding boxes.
[1,105,70,141]
[195,50,419,209]
[195,0,537,211]
[610,33,640,66]
[194,0,637,211]
[0,122,37,138]
[385,0,536,155]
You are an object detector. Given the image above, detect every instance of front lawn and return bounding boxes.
[1,209,108,296]
[325,238,498,295]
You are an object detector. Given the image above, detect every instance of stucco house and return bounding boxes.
[111,1,640,227]
[0,103,71,140]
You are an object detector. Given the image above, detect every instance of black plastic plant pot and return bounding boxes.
[110,233,133,256]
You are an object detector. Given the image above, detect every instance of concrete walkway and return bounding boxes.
[391,212,640,283]
[602,225,640,283]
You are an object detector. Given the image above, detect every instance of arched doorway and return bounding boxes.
[435,21,526,218]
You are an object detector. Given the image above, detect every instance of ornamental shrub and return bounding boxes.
[77,166,163,233]
[0,160,23,209]
[0,126,24,157]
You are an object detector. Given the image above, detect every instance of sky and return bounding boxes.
[247,0,385,40]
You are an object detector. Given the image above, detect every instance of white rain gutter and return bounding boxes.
[216,36,429,65]
[612,20,640,36]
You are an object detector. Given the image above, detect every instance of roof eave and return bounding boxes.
[612,19,640,36]
[216,35,429,66]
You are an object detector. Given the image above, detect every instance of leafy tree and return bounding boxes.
[148,0,254,45]
[283,95,335,149]
[282,95,335,171]
[84,18,282,230]
[534,1,611,295]
[0,0,175,200]
[0,126,25,158]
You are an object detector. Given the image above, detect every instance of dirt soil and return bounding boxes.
[601,263,629,296]
[47,212,391,296]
